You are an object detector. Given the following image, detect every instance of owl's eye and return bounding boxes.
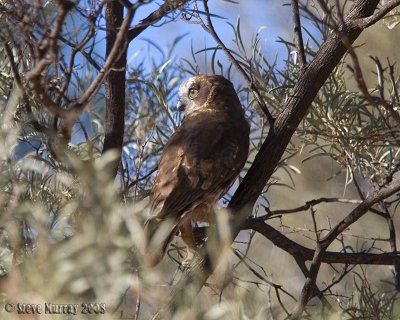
[188,87,199,99]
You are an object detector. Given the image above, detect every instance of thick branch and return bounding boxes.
[243,218,400,266]
[353,0,400,28]
[101,0,128,174]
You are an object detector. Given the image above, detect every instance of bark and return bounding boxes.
[103,0,190,177]
[103,1,127,175]
[244,213,400,266]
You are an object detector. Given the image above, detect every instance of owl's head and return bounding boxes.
[177,74,240,115]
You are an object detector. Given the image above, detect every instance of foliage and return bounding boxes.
[0,0,400,319]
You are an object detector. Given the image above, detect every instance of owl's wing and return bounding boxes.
[149,113,249,221]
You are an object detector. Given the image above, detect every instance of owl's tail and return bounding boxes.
[143,217,177,267]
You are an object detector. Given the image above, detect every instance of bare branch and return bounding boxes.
[289,178,400,319]
[233,249,295,316]
[201,0,275,126]
[243,218,400,266]
[289,242,324,319]
[262,197,363,217]
[25,0,74,119]
[57,1,106,103]
[353,0,400,28]
[291,0,307,66]
[321,179,400,247]
[56,0,136,143]
[293,255,335,312]
[389,59,400,103]
[127,0,190,42]
[58,35,102,71]
[75,6,134,108]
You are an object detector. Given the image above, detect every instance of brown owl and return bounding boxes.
[145,74,249,266]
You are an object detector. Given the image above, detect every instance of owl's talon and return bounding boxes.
[182,247,198,267]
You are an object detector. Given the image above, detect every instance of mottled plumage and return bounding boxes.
[145,74,249,266]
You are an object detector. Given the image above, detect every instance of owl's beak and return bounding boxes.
[177,100,186,112]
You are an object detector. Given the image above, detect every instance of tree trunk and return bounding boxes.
[103,1,127,176]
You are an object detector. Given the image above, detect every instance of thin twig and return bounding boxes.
[388,59,399,103]
[25,0,74,119]
[233,249,295,315]
[291,0,307,66]
[201,0,275,126]
[127,0,190,42]
[128,166,158,189]
[75,7,133,108]
[58,35,102,71]
[258,197,364,219]
[57,0,106,104]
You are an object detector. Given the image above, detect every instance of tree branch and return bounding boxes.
[101,0,128,176]
[263,197,363,217]
[320,179,400,247]
[127,0,190,42]
[289,178,400,319]
[243,218,400,266]
[25,0,74,119]
[291,0,307,66]
[382,202,400,290]
[201,0,275,126]
[353,0,400,28]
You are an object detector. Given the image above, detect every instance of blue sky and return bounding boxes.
[127,1,295,74]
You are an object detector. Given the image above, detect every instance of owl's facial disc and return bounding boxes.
[177,77,205,114]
